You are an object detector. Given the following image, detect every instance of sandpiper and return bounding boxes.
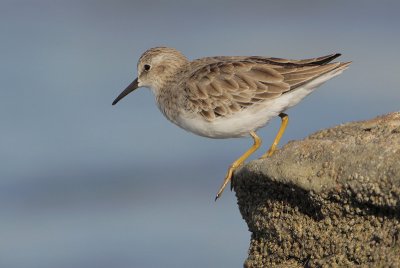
[112,47,351,200]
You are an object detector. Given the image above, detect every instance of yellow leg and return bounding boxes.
[261,113,289,158]
[215,131,262,201]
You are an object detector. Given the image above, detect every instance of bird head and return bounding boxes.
[112,47,188,105]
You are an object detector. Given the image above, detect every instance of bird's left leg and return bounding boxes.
[215,131,261,201]
[261,113,289,158]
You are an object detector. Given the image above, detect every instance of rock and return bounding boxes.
[233,112,400,268]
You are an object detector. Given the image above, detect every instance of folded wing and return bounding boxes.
[184,56,347,121]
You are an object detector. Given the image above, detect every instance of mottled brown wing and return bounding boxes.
[184,59,342,121]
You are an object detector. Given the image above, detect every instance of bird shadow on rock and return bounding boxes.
[232,165,326,223]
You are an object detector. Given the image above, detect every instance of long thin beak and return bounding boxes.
[112,78,139,105]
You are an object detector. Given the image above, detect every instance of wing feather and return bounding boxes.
[185,56,345,121]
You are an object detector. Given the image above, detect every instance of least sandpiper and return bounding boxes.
[112,47,351,200]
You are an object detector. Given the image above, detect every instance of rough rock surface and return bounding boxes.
[233,112,400,268]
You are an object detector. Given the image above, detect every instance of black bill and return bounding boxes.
[112,78,139,105]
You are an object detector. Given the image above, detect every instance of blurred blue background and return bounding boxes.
[1,1,399,267]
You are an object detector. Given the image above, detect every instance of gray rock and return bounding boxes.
[233,112,400,268]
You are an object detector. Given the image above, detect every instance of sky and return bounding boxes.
[1,1,399,267]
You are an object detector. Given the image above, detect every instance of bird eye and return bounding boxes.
[144,64,151,71]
